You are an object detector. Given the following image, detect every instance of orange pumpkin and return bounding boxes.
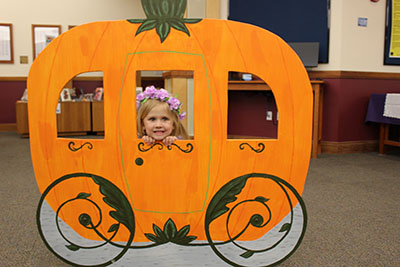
[29,0,312,265]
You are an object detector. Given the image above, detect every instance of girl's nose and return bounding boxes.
[154,120,162,127]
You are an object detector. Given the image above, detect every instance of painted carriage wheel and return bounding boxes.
[36,173,135,266]
[205,173,307,267]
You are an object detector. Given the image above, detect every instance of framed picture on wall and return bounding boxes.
[32,24,61,59]
[0,23,13,63]
[384,0,400,65]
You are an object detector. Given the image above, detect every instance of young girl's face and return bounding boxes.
[142,103,175,141]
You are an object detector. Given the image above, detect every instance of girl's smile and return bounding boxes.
[142,104,174,141]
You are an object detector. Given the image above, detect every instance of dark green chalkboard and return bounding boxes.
[229,0,330,63]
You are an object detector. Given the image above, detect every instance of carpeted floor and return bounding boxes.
[0,132,399,266]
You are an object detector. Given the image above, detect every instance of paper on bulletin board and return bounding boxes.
[34,27,59,59]
[0,25,11,61]
[390,0,400,58]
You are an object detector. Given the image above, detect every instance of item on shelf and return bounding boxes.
[60,88,72,101]
[242,73,252,81]
[83,93,93,101]
[93,87,104,101]
[20,88,28,101]
[69,88,78,100]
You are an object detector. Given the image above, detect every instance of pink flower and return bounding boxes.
[136,92,146,102]
[179,111,186,120]
[155,88,169,100]
[144,86,157,98]
[136,85,185,120]
[167,97,180,110]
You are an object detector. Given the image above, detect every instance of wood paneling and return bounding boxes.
[0,123,17,132]
[308,71,400,80]
[0,77,27,81]
[321,140,378,154]
[3,71,400,82]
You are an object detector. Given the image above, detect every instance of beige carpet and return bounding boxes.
[0,132,399,266]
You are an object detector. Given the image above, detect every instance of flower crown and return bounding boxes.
[136,85,186,120]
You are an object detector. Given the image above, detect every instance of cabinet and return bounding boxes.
[91,101,104,133]
[16,101,92,136]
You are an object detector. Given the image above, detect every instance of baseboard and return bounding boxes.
[0,123,17,132]
[321,140,378,154]
[307,71,400,80]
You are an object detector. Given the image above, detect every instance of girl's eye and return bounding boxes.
[162,117,169,121]
[148,117,155,121]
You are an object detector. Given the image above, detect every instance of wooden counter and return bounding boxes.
[56,101,91,135]
[16,101,91,136]
[91,101,104,133]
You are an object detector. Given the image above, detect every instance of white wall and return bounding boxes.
[0,0,145,76]
[340,0,395,72]
[187,0,206,18]
[316,0,400,72]
[2,0,399,76]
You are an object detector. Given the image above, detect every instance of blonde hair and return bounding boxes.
[137,99,189,139]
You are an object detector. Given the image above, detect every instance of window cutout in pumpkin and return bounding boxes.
[56,71,104,139]
[136,70,194,139]
[228,71,278,139]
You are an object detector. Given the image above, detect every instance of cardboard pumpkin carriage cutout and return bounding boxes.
[28,0,312,266]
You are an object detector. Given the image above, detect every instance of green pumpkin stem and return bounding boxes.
[127,0,202,43]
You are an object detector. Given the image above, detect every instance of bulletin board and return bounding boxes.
[228,0,330,63]
[384,0,400,65]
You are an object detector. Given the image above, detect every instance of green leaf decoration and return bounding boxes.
[183,18,202,24]
[108,223,120,233]
[144,233,162,243]
[127,19,145,23]
[156,22,171,43]
[66,244,80,251]
[169,19,190,36]
[163,218,177,240]
[91,176,135,233]
[240,250,254,259]
[153,223,168,242]
[76,192,91,199]
[136,19,158,35]
[144,219,197,245]
[279,223,291,233]
[255,196,269,203]
[175,224,190,239]
[205,175,249,225]
[128,0,202,43]
[173,235,197,245]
